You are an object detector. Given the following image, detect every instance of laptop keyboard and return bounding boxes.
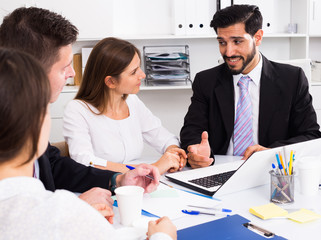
[188,170,236,188]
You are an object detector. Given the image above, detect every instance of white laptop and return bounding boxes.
[165,138,321,197]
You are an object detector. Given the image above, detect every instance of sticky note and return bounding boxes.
[287,208,321,223]
[249,203,288,220]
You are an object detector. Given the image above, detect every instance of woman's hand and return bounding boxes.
[147,216,177,240]
[166,145,187,171]
[153,151,181,175]
[91,203,114,224]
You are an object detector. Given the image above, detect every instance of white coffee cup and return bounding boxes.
[297,157,321,196]
[115,186,144,226]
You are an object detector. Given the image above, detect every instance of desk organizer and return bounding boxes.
[143,45,191,86]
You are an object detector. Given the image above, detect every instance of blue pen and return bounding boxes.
[182,210,230,217]
[279,164,284,175]
[273,163,282,176]
[271,163,278,174]
[275,153,281,167]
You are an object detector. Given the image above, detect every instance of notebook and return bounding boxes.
[165,146,281,197]
[166,138,321,197]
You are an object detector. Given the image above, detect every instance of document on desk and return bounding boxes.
[142,184,221,220]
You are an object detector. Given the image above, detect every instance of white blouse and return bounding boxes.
[0,177,113,239]
[63,95,179,166]
[0,177,172,240]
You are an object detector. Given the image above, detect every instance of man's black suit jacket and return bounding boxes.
[180,55,321,155]
[39,143,114,192]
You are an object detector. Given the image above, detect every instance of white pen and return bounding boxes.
[187,205,232,213]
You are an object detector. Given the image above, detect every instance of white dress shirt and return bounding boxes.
[0,177,172,240]
[226,55,262,155]
[63,94,179,166]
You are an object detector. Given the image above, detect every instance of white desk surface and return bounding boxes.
[112,156,321,240]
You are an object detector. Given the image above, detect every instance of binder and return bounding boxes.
[194,0,212,35]
[73,54,82,86]
[185,0,197,35]
[172,0,186,35]
[177,214,286,240]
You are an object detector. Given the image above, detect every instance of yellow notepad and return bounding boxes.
[249,203,288,220]
[287,209,321,223]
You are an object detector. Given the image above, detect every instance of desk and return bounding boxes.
[112,157,321,240]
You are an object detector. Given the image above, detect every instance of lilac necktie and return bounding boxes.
[233,76,254,156]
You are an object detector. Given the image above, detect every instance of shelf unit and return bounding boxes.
[3,0,320,144]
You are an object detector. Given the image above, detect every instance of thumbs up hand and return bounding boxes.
[187,131,214,169]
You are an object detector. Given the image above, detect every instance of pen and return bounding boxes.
[187,205,232,212]
[182,210,229,216]
[271,163,278,175]
[275,153,281,168]
[289,150,294,175]
[278,152,287,175]
[125,165,172,187]
[279,164,284,175]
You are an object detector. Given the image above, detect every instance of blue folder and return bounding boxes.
[177,214,286,240]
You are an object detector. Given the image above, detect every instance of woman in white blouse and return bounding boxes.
[63,37,187,174]
[0,48,176,240]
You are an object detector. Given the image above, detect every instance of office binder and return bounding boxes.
[194,0,212,35]
[234,0,275,33]
[172,0,186,35]
[177,214,286,240]
[185,0,197,35]
[73,54,82,86]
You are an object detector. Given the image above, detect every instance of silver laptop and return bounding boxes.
[166,138,321,197]
[166,146,282,197]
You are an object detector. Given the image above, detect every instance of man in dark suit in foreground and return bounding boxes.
[180,4,321,168]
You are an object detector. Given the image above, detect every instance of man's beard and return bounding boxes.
[223,43,256,75]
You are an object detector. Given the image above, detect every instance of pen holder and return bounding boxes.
[269,170,295,204]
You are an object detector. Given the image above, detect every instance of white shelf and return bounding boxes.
[140,81,192,90]
[63,82,192,93]
[311,82,321,86]
[264,33,307,38]
[77,33,308,42]
[77,34,216,41]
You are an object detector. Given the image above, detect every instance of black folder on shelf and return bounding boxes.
[177,214,287,240]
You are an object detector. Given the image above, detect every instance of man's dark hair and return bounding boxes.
[210,4,263,36]
[0,7,78,72]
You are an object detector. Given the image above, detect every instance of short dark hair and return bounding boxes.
[75,37,140,114]
[210,4,262,36]
[0,48,51,165]
[0,7,78,72]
